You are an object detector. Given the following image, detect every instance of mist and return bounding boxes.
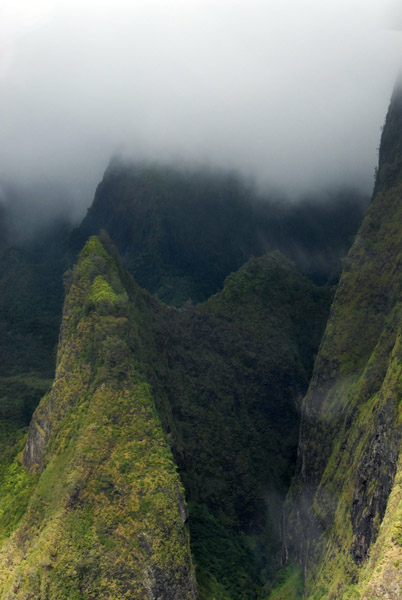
[1,0,402,218]
[0,180,80,245]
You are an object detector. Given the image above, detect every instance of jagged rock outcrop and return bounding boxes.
[281,78,402,598]
[350,396,402,565]
[0,236,198,600]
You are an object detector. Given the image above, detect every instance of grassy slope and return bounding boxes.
[276,81,402,599]
[0,234,331,599]
[0,237,197,600]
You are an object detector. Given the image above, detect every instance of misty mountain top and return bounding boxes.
[0,181,80,248]
[0,157,369,437]
[72,160,369,304]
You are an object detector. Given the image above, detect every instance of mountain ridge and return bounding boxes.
[0,232,332,598]
[72,162,368,305]
[278,75,402,600]
[0,235,198,599]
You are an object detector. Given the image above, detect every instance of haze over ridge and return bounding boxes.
[1,0,402,216]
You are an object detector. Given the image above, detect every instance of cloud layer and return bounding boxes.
[1,0,402,213]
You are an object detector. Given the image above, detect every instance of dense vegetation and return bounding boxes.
[0,165,367,432]
[72,160,368,305]
[275,75,402,599]
[0,236,197,599]
[0,154,370,598]
[149,251,331,598]
[0,232,331,598]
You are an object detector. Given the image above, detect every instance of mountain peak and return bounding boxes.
[1,235,198,600]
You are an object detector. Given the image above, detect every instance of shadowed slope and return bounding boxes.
[139,251,331,598]
[280,76,402,600]
[72,161,367,305]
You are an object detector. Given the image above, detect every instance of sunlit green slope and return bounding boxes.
[0,236,197,599]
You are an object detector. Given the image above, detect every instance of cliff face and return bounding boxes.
[0,237,197,600]
[282,80,402,598]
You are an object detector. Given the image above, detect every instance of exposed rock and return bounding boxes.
[351,397,402,564]
[282,78,402,598]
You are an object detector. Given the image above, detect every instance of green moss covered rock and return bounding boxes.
[0,236,197,600]
[282,77,402,599]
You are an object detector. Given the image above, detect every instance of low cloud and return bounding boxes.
[1,0,402,216]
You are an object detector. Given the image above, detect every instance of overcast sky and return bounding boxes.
[1,0,402,215]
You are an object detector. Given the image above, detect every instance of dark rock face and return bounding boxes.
[351,397,402,565]
[282,79,402,598]
[23,412,50,471]
[142,562,198,600]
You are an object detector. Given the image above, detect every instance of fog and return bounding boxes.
[1,0,402,216]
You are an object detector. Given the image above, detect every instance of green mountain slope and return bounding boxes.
[0,237,197,599]
[0,233,331,598]
[0,165,365,441]
[0,155,366,598]
[280,78,402,599]
[72,161,367,305]
[150,251,331,598]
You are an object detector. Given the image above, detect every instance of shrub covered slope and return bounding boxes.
[72,161,367,305]
[0,164,366,438]
[0,232,331,598]
[0,140,369,599]
[0,236,198,600]
[278,76,402,600]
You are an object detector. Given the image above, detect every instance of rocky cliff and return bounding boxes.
[281,77,402,599]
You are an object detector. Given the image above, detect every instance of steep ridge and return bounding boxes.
[0,164,366,448]
[71,161,368,305]
[0,237,197,599]
[0,233,331,598]
[150,252,331,598]
[281,79,402,598]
